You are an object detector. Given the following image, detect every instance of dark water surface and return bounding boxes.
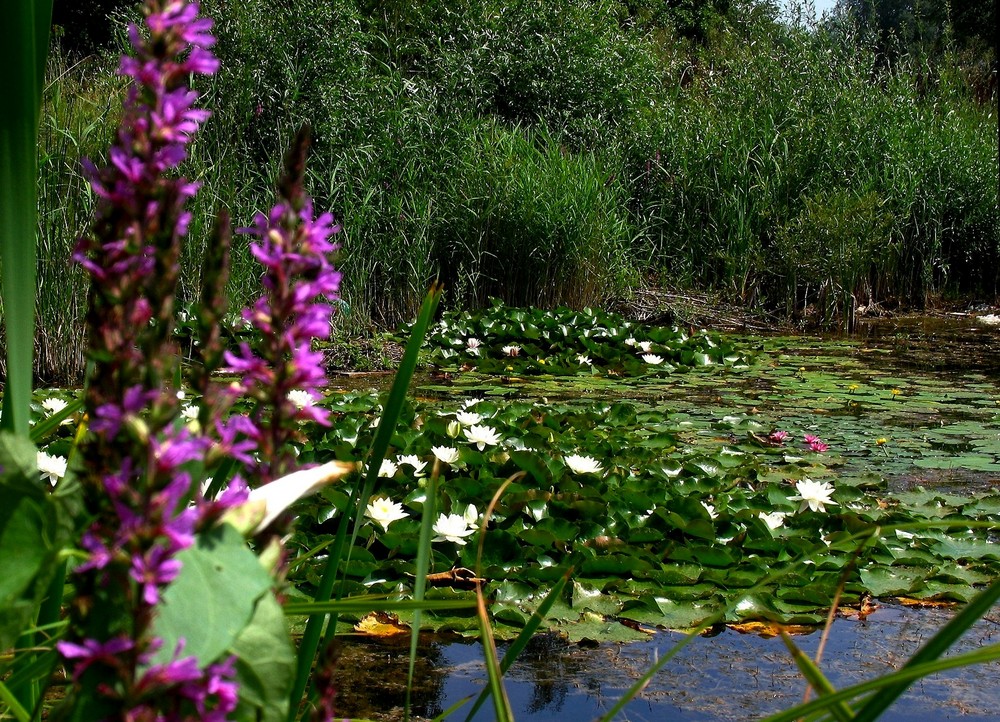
[331,602,1000,721]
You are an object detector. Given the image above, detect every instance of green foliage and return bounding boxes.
[835,0,997,63]
[148,524,274,667]
[50,0,138,56]
[627,19,997,313]
[230,594,296,722]
[415,301,748,373]
[34,48,115,383]
[30,0,1000,376]
[282,309,1000,638]
[774,190,895,325]
[0,433,71,650]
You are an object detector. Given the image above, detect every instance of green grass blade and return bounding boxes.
[405,464,438,718]
[0,648,59,707]
[29,397,83,443]
[760,642,1000,722]
[283,598,476,615]
[431,695,474,721]
[463,570,571,722]
[0,0,50,436]
[851,577,1000,722]
[476,587,514,722]
[779,631,853,722]
[0,1,52,713]
[287,282,441,720]
[0,678,31,722]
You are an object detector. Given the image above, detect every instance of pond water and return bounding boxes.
[327,312,1000,721]
[333,602,1000,721]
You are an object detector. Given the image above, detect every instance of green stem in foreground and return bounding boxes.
[287,283,441,721]
[0,0,50,435]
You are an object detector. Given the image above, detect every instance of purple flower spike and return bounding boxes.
[57,637,134,681]
[131,547,183,605]
[221,126,342,484]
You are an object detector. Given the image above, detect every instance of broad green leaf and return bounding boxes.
[149,524,272,667]
[0,433,68,650]
[231,593,295,722]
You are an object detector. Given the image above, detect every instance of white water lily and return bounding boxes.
[638,341,654,353]
[759,511,788,530]
[432,512,476,545]
[365,496,409,531]
[576,354,593,365]
[465,337,482,355]
[37,451,67,486]
[564,454,603,475]
[455,410,483,426]
[432,446,460,464]
[789,478,837,513]
[181,404,199,422]
[641,354,664,365]
[287,389,315,409]
[502,345,521,357]
[41,397,69,416]
[378,459,398,478]
[464,424,501,450]
[398,454,428,477]
[624,337,638,347]
[463,503,479,525]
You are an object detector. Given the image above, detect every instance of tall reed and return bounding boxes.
[29,0,1000,383]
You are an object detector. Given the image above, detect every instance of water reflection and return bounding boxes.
[332,603,1000,721]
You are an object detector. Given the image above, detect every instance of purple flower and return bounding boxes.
[137,655,203,689]
[57,637,134,680]
[76,531,116,572]
[131,546,183,605]
[221,133,342,483]
[180,657,240,719]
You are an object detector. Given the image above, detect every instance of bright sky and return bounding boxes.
[813,0,837,16]
[782,0,839,22]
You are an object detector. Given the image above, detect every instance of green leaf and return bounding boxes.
[0,434,68,650]
[149,524,272,667]
[231,593,295,722]
[0,0,50,436]
[858,566,925,597]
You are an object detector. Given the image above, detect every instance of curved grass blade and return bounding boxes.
[0,678,31,722]
[469,476,522,722]
[463,570,571,722]
[463,474,564,722]
[595,525,885,722]
[476,583,513,722]
[431,695,474,722]
[283,598,476,616]
[29,397,83,443]
[779,631,853,722]
[760,642,1000,722]
[0,647,59,707]
[850,576,1000,722]
[287,282,441,720]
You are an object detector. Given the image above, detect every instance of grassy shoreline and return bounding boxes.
[17,0,1000,384]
